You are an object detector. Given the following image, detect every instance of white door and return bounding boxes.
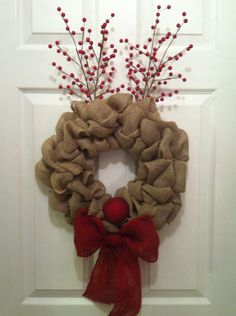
[1,0,236,315]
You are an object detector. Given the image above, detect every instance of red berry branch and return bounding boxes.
[120,4,193,102]
[48,7,120,101]
[48,4,193,103]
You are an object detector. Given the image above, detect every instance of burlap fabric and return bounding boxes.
[35,93,188,232]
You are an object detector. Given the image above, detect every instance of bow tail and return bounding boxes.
[109,246,141,316]
[83,246,116,304]
[83,245,142,316]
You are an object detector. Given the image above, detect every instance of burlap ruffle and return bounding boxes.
[35,93,188,231]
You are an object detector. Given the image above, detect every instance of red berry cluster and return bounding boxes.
[120,4,193,102]
[48,7,119,101]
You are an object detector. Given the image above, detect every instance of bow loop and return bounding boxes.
[121,216,159,262]
[74,208,106,257]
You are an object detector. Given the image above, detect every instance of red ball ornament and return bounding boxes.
[102,197,129,225]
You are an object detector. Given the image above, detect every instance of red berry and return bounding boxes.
[52,62,56,66]
[167,5,171,9]
[48,44,53,49]
[119,39,123,43]
[57,7,61,12]
[184,18,188,23]
[61,12,65,17]
[111,13,115,17]
[182,12,187,16]
[82,17,87,22]
[58,84,63,89]
[157,5,161,9]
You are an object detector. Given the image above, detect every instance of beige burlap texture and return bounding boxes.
[35,93,188,232]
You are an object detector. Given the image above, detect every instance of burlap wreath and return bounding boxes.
[35,93,188,232]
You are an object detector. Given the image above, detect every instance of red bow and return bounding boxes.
[74,208,159,316]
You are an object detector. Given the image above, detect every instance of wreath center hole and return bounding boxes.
[96,149,136,196]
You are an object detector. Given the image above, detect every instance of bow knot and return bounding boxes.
[106,234,124,247]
